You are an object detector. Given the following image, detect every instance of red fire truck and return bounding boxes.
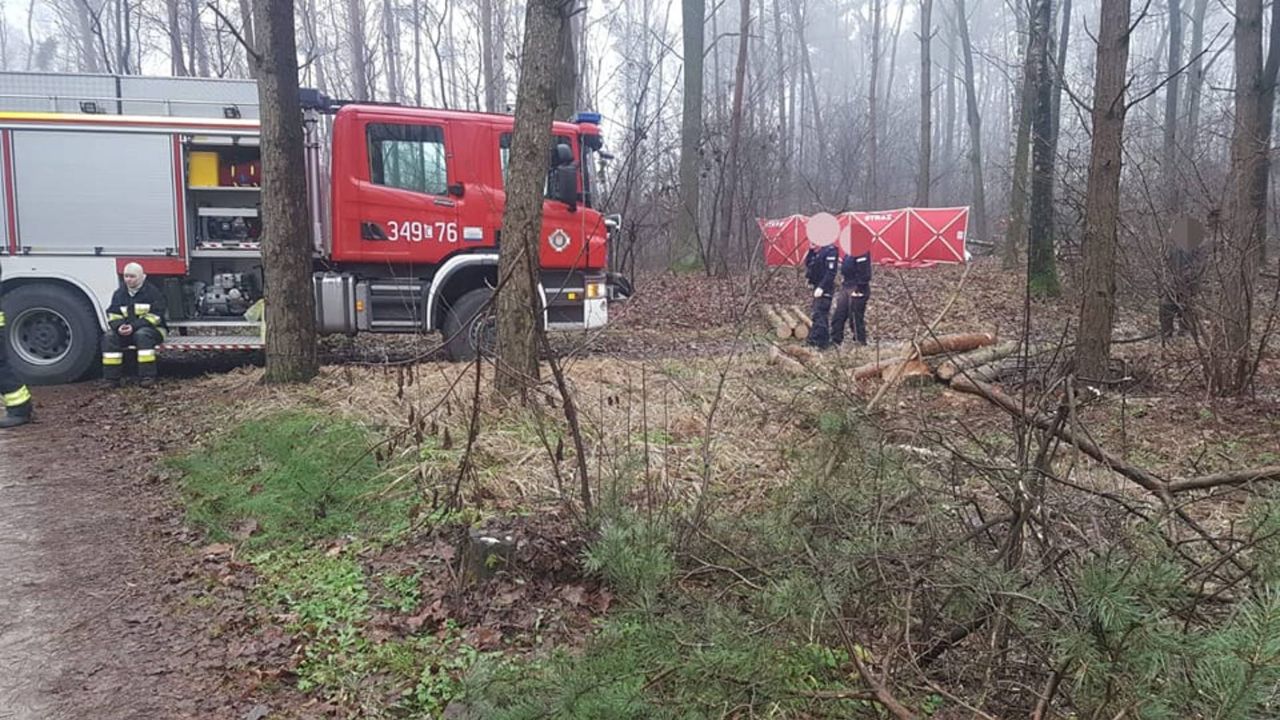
[0,72,624,384]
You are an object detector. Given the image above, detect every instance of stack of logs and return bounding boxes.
[761,304,813,340]
[767,326,1058,389]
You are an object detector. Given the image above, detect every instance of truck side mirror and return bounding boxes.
[550,165,578,209]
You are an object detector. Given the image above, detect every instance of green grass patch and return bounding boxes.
[172,411,406,549]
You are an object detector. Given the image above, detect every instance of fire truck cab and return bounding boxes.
[0,72,622,385]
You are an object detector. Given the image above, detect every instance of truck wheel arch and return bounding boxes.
[426,253,549,334]
[2,275,107,332]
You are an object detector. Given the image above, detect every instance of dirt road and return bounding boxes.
[0,384,227,720]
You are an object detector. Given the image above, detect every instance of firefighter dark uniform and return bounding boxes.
[102,280,167,386]
[831,251,872,346]
[1,270,34,428]
[804,244,839,348]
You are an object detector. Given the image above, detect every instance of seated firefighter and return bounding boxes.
[103,263,167,388]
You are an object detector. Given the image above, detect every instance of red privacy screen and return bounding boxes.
[758,207,970,268]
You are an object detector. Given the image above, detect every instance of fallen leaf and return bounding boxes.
[559,584,586,606]
[232,519,260,541]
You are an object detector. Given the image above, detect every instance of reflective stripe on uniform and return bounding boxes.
[134,303,151,315]
[120,306,130,317]
[137,349,157,363]
[102,352,124,366]
[0,311,5,328]
[143,313,162,326]
[107,313,126,322]
[3,386,31,407]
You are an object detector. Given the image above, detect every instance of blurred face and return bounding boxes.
[123,269,144,290]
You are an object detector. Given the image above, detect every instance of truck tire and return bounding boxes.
[442,287,496,361]
[2,283,100,385]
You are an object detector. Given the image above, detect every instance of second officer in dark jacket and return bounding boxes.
[831,251,871,346]
[803,242,839,348]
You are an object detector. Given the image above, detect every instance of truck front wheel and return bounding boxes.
[2,284,100,385]
[442,287,497,361]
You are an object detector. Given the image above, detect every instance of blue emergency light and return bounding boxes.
[574,111,602,124]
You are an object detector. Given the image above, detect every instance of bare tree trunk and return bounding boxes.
[1075,0,1133,380]
[382,0,401,101]
[496,0,564,398]
[1210,0,1264,395]
[793,0,823,165]
[1048,0,1071,161]
[251,0,319,384]
[944,19,956,171]
[347,0,369,99]
[917,0,933,206]
[413,0,423,104]
[1007,17,1034,270]
[1184,0,1209,152]
[553,5,576,118]
[189,0,210,76]
[718,0,751,274]
[481,0,499,111]
[238,0,257,74]
[1249,0,1280,264]
[774,0,790,204]
[955,0,988,244]
[74,0,101,73]
[675,0,705,269]
[166,0,189,75]
[1163,0,1183,209]
[867,0,882,206]
[1028,0,1060,296]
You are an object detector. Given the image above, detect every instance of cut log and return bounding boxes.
[884,359,935,387]
[854,355,909,380]
[789,305,813,330]
[937,341,1021,380]
[762,305,794,339]
[769,345,804,369]
[916,332,997,357]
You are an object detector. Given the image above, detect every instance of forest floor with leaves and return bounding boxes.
[4,258,1280,718]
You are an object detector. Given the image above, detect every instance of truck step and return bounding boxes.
[159,335,263,352]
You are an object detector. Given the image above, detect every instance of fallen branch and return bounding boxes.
[1167,466,1280,493]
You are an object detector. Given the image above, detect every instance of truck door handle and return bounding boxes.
[361,222,389,241]
[433,198,456,208]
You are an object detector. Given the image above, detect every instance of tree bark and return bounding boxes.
[1075,0,1133,381]
[347,0,369,100]
[382,0,401,102]
[553,6,577,118]
[1047,0,1071,167]
[1006,17,1034,270]
[954,0,988,245]
[1028,0,1059,296]
[496,0,564,398]
[1210,0,1264,395]
[481,0,499,111]
[1163,0,1182,209]
[944,18,956,170]
[674,0,706,270]
[166,0,189,76]
[717,0,751,273]
[1184,0,1209,152]
[867,0,882,207]
[251,0,319,384]
[774,0,790,203]
[1248,0,1280,264]
[917,0,933,206]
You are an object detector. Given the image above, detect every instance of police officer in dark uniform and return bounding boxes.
[0,266,34,428]
[831,250,872,346]
[102,262,167,388]
[1159,215,1206,339]
[803,241,839,348]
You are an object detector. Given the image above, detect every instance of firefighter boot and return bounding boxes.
[0,401,32,428]
[137,347,158,389]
